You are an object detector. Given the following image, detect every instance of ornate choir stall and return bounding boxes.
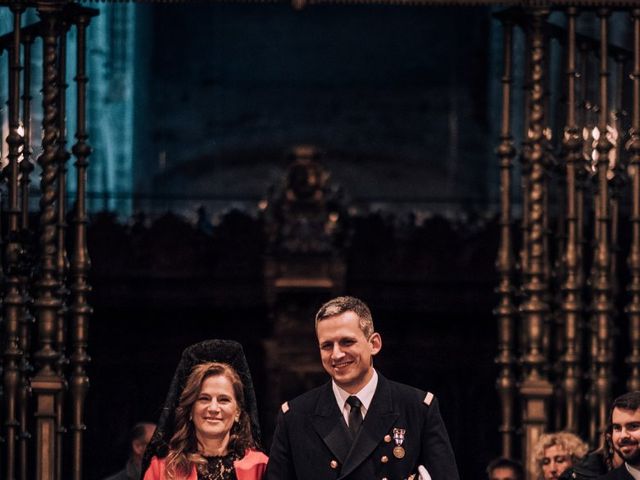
[493,2,640,479]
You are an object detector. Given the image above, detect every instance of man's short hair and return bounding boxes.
[486,457,523,480]
[609,391,640,424]
[315,296,374,338]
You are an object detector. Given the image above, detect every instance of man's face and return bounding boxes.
[611,406,640,466]
[316,311,381,393]
[541,444,572,480]
[490,466,518,480]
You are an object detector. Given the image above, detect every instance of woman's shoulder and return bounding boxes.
[237,449,268,466]
[234,449,268,480]
[143,456,166,479]
[143,456,197,480]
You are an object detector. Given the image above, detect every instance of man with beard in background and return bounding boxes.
[597,392,640,479]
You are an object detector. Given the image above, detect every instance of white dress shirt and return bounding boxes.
[627,463,640,480]
[331,369,379,426]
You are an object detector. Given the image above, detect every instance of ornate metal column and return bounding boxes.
[18,29,35,480]
[495,16,517,459]
[627,8,640,393]
[3,5,25,479]
[588,8,614,446]
[541,62,554,373]
[608,52,627,304]
[520,28,532,299]
[69,7,95,480]
[519,8,553,480]
[55,19,71,480]
[575,40,590,325]
[559,6,583,434]
[577,34,601,445]
[518,26,533,364]
[543,34,562,433]
[21,30,35,234]
[32,3,64,479]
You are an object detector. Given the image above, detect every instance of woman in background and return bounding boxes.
[534,431,588,480]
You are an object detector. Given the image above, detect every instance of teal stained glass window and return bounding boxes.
[0,4,136,217]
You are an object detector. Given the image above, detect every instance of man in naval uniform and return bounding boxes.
[266,296,459,480]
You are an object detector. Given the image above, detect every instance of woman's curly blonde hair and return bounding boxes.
[533,431,588,479]
[164,362,255,480]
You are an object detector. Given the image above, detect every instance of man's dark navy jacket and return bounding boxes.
[266,372,460,480]
[596,465,634,480]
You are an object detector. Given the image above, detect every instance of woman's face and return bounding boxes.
[191,374,240,444]
[541,444,572,480]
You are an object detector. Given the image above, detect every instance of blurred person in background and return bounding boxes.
[534,431,588,480]
[486,457,523,480]
[103,422,156,480]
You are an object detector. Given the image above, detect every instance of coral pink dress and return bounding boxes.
[143,450,268,480]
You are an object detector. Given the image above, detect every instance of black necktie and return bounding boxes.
[346,395,363,439]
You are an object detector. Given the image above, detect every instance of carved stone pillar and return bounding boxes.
[262,146,346,439]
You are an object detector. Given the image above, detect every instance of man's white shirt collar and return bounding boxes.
[627,463,640,480]
[332,369,378,423]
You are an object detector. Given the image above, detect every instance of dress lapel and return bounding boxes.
[310,383,352,465]
[338,374,399,479]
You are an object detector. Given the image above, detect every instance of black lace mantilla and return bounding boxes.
[142,340,262,476]
[197,452,240,480]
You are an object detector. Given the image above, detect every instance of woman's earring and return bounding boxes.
[189,414,193,422]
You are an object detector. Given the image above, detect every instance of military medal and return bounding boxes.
[393,446,405,459]
[392,428,406,459]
